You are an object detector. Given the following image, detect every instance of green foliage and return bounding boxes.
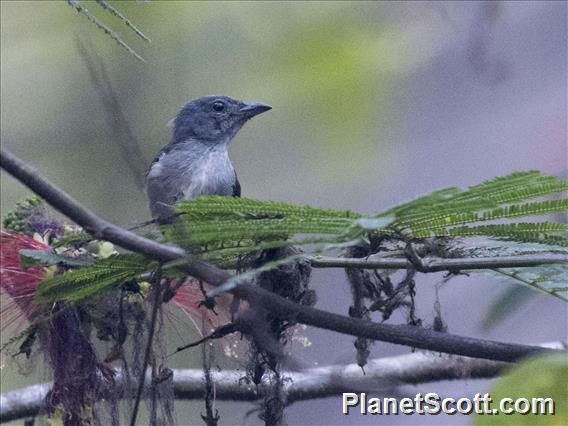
[167,196,366,266]
[2,196,43,232]
[266,10,397,178]
[478,238,568,328]
[177,196,362,220]
[52,232,93,248]
[461,239,568,303]
[386,171,566,218]
[33,171,568,303]
[474,354,567,425]
[173,171,567,297]
[37,254,152,303]
[403,200,568,238]
[19,249,94,268]
[446,222,567,245]
[66,0,149,62]
[388,171,568,239]
[0,325,36,354]
[167,172,567,259]
[492,266,568,302]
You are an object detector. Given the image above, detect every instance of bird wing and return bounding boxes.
[146,144,174,177]
[232,171,241,197]
[146,145,185,222]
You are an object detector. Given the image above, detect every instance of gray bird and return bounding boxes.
[146,95,271,222]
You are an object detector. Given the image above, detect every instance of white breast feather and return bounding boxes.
[183,145,233,199]
[147,161,163,179]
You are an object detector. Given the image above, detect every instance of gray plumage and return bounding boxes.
[146,95,271,222]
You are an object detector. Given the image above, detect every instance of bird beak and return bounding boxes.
[239,101,272,118]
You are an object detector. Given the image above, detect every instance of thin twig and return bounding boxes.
[201,324,219,426]
[128,218,157,231]
[130,265,162,426]
[66,0,145,62]
[309,253,567,271]
[1,149,564,363]
[94,0,151,42]
[172,323,240,356]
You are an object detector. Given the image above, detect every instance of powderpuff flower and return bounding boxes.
[167,279,310,358]
[167,277,243,358]
[168,277,232,334]
[0,229,50,331]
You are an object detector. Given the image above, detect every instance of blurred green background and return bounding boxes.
[1,1,566,425]
[1,1,409,224]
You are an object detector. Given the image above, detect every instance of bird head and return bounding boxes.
[171,95,271,144]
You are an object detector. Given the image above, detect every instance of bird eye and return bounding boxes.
[212,101,225,112]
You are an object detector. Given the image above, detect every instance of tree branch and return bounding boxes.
[10,346,566,423]
[309,254,566,271]
[1,149,564,364]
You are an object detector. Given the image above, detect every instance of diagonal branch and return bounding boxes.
[1,345,564,423]
[1,149,564,364]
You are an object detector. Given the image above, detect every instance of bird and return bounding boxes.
[146,95,271,223]
[147,95,314,354]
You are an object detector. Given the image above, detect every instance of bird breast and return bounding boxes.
[181,144,235,199]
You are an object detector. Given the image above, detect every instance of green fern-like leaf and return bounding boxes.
[166,196,363,261]
[391,172,567,226]
[52,232,93,248]
[388,172,567,238]
[444,222,568,245]
[181,218,352,243]
[38,254,152,303]
[380,187,465,218]
[164,173,568,265]
[176,196,361,220]
[160,172,568,297]
[491,266,568,301]
[20,249,95,268]
[431,171,564,206]
[0,325,36,353]
[7,171,562,306]
[481,199,568,221]
[405,200,568,236]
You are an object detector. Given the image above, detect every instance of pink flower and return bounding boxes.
[168,277,232,334]
[166,278,244,357]
[0,229,49,331]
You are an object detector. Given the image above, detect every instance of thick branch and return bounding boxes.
[5,348,554,423]
[309,254,566,271]
[1,149,564,364]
